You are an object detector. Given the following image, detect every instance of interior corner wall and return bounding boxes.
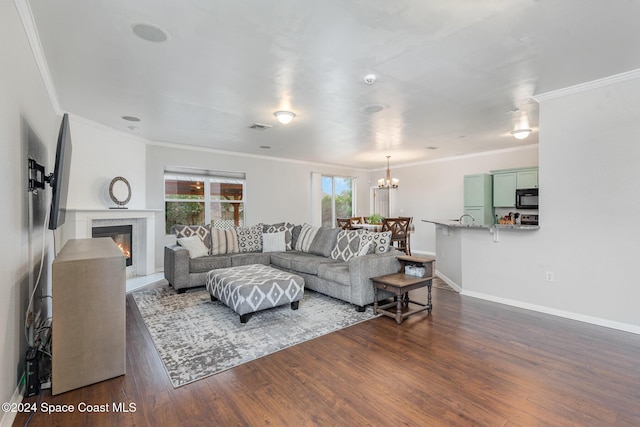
[462,75,640,331]
[146,144,370,268]
[0,1,59,413]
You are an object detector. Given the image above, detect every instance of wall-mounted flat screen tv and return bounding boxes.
[48,113,72,230]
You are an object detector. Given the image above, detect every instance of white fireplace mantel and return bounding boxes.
[62,209,161,277]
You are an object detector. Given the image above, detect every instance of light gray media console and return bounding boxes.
[52,238,126,395]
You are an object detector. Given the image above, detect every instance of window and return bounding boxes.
[164,169,245,234]
[321,175,354,227]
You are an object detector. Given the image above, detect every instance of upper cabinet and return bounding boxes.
[463,173,493,225]
[491,167,538,208]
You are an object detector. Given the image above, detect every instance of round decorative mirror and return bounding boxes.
[109,176,131,208]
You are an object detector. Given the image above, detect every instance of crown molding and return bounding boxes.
[534,68,640,102]
[14,0,61,114]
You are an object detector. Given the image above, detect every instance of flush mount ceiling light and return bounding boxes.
[377,156,399,189]
[131,23,169,43]
[274,111,296,125]
[511,110,532,140]
[122,116,140,122]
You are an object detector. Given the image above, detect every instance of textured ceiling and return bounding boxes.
[27,0,640,168]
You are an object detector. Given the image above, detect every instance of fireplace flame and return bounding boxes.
[116,242,131,259]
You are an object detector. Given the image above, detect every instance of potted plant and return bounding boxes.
[367,213,384,224]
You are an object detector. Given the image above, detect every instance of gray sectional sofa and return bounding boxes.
[164,223,400,310]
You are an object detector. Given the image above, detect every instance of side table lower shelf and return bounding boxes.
[371,273,433,324]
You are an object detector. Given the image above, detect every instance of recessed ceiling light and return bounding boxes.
[259,145,271,149]
[131,23,169,43]
[122,116,141,122]
[425,146,438,150]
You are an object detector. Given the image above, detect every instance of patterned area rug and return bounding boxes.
[132,286,377,387]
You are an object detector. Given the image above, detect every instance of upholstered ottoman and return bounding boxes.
[205,264,305,323]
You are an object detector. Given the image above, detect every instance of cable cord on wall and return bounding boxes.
[24,208,50,345]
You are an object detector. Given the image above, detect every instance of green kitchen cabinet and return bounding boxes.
[492,167,538,207]
[463,174,493,225]
[516,169,538,189]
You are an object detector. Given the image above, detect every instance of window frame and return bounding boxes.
[321,175,356,228]
[164,169,246,234]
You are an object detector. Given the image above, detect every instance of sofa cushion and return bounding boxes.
[177,236,210,259]
[211,227,239,255]
[189,254,232,273]
[330,229,361,262]
[317,263,351,287]
[230,252,271,267]
[234,225,263,252]
[262,231,287,253]
[308,227,341,257]
[291,255,340,275]
[359,230,392,254]
[270,251,334,274]
[295,224,319,252]
[174,224,212,254]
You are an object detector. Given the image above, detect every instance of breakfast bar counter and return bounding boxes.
[421,219,540,292]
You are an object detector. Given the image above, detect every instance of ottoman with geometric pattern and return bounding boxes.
[205,264,305,323]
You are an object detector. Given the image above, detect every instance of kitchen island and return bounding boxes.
[421,219,539,291]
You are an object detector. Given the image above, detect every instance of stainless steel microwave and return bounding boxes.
[516,188,538,209]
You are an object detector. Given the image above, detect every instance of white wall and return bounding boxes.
[461,74,640,332]
[375,146,539,255]
[146,144,370,267]
[64,116,147,210]
[0,1,59,417]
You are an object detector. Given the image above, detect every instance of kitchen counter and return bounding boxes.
[421,219,539,230]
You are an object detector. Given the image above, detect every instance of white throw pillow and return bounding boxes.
[177,235,210,259]
[262,231,287,253]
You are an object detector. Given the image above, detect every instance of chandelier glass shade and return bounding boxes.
[378,156,399,189]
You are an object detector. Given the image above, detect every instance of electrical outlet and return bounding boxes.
[545,271,554,282]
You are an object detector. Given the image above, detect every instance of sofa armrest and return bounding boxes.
[348,250,401,307]
[164,244,190,290]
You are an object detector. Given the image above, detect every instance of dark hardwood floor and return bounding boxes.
[14,283,640,426]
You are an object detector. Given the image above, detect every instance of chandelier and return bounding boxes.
[378,156,399,189]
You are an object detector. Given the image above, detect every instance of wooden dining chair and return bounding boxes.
[350,216,365,226]
[336,218,352,230]
[381,217,412,255]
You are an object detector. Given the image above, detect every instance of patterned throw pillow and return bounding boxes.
[295,223,319,253]
[359,230,392,254]
[330,229,362,262]
[262,231,287,253]
[174,224,212,254]
[211,227,239,255]
[234,225,263,252]
[263,222,295,250]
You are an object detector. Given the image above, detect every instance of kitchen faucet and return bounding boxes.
[458,213,475,224]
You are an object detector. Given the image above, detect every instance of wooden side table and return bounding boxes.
[371,255,435,324]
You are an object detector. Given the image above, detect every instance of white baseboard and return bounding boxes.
[434,269,462,293]
[1,375,24,427]
[462,290,640,335]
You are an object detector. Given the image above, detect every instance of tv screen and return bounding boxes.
[48,113,72,230]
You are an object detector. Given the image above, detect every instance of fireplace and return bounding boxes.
[92,225,133,267]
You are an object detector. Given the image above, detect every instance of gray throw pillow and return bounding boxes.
[330,229,362,262]
[309,227,341,258]
[234,225,263,252]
